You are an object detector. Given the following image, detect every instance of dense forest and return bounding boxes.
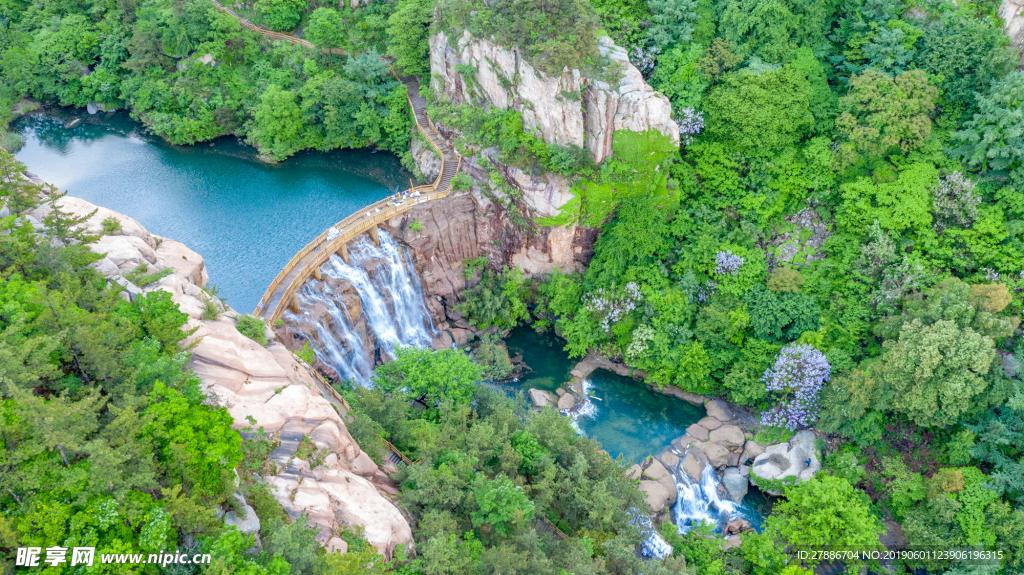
[2,0,1024,570]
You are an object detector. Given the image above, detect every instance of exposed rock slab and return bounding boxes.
[709,425,745,451]
[721,467,748,504]
[56,195,413,557]
[429,31,678,164]
[751,430,821,496]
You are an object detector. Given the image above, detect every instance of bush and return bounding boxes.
[409,220,424,231]
[0,131,25,152]
[236,315,268,346]
[101,216,123,234]
[255,0,305,31]
[473,332,514,380]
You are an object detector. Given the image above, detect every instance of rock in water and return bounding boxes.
[704,442,731,468]
[721,467,748,504]
[642,458,671,481]
[698,416,723,430]
[681,453,704,483]
[87,102,98,114]
[686,423,710,441]
[750,430,821,495]
[557,393,576,410]
[639,479,676,513]
[528,388,557,408]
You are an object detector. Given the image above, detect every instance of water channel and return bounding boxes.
[13,109,410,313]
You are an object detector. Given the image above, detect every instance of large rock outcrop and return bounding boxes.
[29,195,413,556]
[429,30,679,163]
[750,430,821,496]
[380,194,596,329]
[1003,0,1024,66]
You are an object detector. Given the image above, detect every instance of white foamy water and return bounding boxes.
[285,230,435,385]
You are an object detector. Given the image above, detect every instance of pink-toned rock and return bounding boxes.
[643,458,671,481]
[155,238,209,286]
[93,235,158,271]
[704,399,734,421]
[743,440,765,459]
[325,537,348,554]
[709,425,745,451]
[698,416,723,430]
[686,423,710,441]
[704,442,730,468]
[350,451,379,477]
[639,479,676,513]
[682,453,704,483]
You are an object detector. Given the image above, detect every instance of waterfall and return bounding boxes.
[321,231,435,356]
[286,229,435,386]
[630,510,675,559]
[672,460,759,534]
[566,378,598,433]
[288,281,375,384]
[673,461,739,531]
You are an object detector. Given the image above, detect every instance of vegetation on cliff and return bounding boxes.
[0,149,364,573]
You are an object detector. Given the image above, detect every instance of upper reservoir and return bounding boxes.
[13,110,410,312]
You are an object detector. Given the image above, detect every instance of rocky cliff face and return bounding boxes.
[406,31,674,301]
[429,30,679,163]
[32,195,413,557]
[1003,0,1024,65]
[377,194,596,346]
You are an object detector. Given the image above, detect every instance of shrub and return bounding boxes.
[473,332,514,380]
[100,216,122,235]
[254,0,305,31]
[409,220,424,231]
[767,267,804,293]
[236,315,268,346]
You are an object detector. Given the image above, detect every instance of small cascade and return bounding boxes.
[630,510,674,559]
[672,460,760,534]
[566,379,598,433]
[286,229,435,386]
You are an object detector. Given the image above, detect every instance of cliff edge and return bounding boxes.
[26,194,413,556]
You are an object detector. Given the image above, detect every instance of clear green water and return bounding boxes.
[501,326,704,464]
[578,369,705,464]
[13,110,410,312]
[504,325,576,392]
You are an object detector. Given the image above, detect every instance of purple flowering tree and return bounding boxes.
[714,250,745,275]
[583,282,643,332]
[760,344,831,430]
[675,108,704,146]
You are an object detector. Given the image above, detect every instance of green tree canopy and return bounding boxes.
[836,69,938,165]
[703,65,814,154]
[951,71,1024,189]
[372,346,482,405]
[760,474,884,569]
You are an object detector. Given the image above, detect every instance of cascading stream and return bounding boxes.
[287,281,376,384]
[286,229,435,386]
[672,460,761,534]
